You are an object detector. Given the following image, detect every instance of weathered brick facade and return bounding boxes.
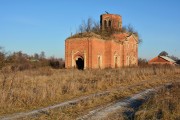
[65,14,138,69]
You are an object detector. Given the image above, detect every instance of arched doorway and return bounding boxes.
[76,58,84,70]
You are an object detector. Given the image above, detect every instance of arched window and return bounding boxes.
[115,56,118,68]
[98,56,101,68]
[98,55,102,69]
[109,20,111,27]
[127,56,129,66]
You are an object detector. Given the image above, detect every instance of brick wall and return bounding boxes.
[101,14,122,31]
[65,35,138,69]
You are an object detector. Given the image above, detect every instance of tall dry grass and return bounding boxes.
[135,82,180,120]
[0,65,180,115]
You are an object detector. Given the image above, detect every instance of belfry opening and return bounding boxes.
[76,58,84,70]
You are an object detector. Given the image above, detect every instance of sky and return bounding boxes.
[0,0,180,60]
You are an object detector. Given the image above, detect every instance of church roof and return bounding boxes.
[67,32,138,44]
[112,33,138,43]
[113,33,129,41]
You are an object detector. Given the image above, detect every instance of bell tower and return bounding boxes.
[100,13,122,31]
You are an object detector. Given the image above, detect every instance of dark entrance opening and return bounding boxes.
[76,58,84,70]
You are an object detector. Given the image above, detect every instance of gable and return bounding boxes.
[112,33,128,42]
[127,35,138,44]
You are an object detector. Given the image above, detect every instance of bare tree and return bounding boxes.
[34,53,39,60]
[76,18,142,44]
[79,24,84,34]
[135,33,143,44]
[40,51,45,59]
[86,18,93,32]
[159,51,168,56]
[122,25,143,44]
[127,24,134,33]
[78,18,94,33]
[169,55,179,61]
[138,58,148,66]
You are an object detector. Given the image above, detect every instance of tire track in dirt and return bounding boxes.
[77,83,174,120]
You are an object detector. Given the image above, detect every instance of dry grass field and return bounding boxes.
[0,65,180,119]
[135,82,180,120]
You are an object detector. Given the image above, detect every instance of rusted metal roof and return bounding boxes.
[159,56,175,63]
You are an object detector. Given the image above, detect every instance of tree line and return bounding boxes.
[0,47,65,71]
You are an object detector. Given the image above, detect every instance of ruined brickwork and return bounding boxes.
[65,14,138,69]
[100,14,122,31]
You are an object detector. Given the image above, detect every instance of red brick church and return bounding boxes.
[65,13,138,69]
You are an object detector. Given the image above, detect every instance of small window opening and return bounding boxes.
[115,57,118,68]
